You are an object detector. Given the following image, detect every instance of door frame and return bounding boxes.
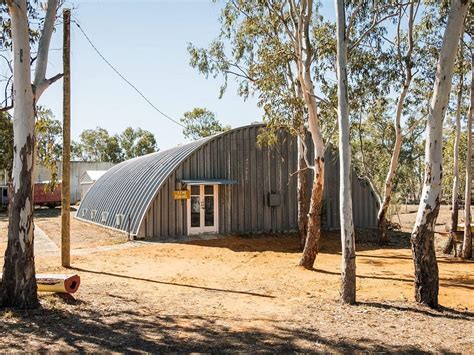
[187,184,219,235]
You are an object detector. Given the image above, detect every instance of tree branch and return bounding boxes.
[34,72,64,99]
[33,0,59,100]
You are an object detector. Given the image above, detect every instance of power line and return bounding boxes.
[72,19,186,129]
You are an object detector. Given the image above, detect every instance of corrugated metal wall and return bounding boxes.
[139,125,379,238]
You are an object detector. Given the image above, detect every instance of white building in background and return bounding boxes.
[35,161,115,204]
[80,170,108,201]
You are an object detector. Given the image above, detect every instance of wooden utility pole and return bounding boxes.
[61,8,71,267]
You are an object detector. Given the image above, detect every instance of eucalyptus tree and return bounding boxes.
[118,126,158,160]
[377,0,420,244]
[188,1,326,259]
[444,40,470,254]
[461,52,472,260]
[180,107,230,140]
[2,0,62,309]
[35,107,62,190]
[411,0,469,308]
[334,0,356,304]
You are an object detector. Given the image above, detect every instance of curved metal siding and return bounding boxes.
[76,138,212,235]
[139,125,299,238]
[77,124,381,238]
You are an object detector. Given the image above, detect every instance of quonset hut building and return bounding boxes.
[76,124,379,239]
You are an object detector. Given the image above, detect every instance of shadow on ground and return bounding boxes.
[0,298,459,353]
[179,229,412,254]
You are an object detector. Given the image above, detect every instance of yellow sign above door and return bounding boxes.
[173,190,190,200]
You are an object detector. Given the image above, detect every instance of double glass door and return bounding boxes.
[187,185,218,235]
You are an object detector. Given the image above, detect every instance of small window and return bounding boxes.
[191,185,200,195]
[204,185,214,195]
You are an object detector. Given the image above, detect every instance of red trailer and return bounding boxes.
[0,181,61,208]
[34,182,62,208]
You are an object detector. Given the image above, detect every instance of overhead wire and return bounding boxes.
[71,17,266,144]
[71,18,186,129]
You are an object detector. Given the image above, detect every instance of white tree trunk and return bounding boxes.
[292,0,325,269]
[2,0,38,308]
[444,66,464,254]
[461,53,473,260]
[2,0,59,309]
[297,134,309,249]
[411,0,469,308]
[335,0,356,304]
[377,2,415,243]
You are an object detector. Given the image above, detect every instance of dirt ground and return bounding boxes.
[0,205,472,352]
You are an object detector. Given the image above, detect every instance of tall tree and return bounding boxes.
[377,1,419,244]
[461,52,473,260]
[180,107,229,140]
[2,0,62,309]
[444,44,466,254]
[411,0,469,308]
[73,126,158,163]
[187,1,323,255]
[72,127,122,163]
[335,0,356,304]
[118,126,158,160]
[35,107,62,189]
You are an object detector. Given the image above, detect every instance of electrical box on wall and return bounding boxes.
[267,192,281,207]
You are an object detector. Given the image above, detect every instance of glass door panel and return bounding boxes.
[190,196,200,227]
[204,195,214,226]
[187,184,218,235]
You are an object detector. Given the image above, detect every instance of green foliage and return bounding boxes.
[180,108,230,140]
[73,126,158,163]
[35,107,62,190]
[0,112,13,179]
[443,128,469,202]
[119,127,158,160]
[72,127,120,163]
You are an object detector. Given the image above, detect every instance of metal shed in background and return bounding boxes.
[76,124,379,239]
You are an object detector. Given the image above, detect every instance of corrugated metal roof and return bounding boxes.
[76,137,213,235]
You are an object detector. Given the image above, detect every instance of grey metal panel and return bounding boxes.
[77,124,380,238]
[76,138,212,235]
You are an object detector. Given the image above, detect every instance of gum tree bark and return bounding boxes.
[297,134,309,249]
[444,59,464,254]
[410,0,469,308]
[377,2,416,244]
[461,53,473,260]
[293,0,326,269]
[2,0,61,309]
[335,0,356,304]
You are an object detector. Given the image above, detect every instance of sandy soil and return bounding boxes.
[34,208,128,249]
[0,205,472,352]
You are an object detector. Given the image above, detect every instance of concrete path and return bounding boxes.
[34,225,59,254]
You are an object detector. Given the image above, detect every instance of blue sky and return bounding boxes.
[39,0,336,150]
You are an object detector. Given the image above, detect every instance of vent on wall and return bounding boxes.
[81,208,88,218]
[115,214,124,227]
[267,192,281,207]
[91,210,97,219]
[101,211,109,223]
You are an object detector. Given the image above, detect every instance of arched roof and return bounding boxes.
[76,136,214,235]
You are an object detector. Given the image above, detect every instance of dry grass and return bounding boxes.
[0,205,472,352]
